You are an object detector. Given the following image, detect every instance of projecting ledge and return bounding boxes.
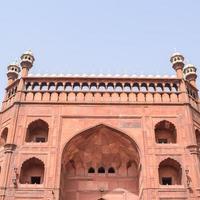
[158,185,187,199]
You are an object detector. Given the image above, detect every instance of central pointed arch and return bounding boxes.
[60,124,140,200]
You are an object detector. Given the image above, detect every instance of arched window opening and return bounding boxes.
[156,83,163,92]
[88,167,95,173]
[108,167,115,173]
[192,92,196,99]
[140,83,147,92]
[159,158,182,185]
[115,83,123,92]
[132,83,139,92]
[8,91,11,98]
[25,82,32,91]
[57,82,63,91]
[73,82,81,91]
[98,167,105,173]
[148,83,155,92]
[155,120,177,144]
[164,83,171,92]
[0,128,8,147]
[98,83,106,92]
[82,83,89,91]
[41,82,48,91]
[49,82,56,91]
[65,82,72,92]
[90,83,97,91]
[19,157,45,184]
[11,89,14,95]
[107,83,114,92]
[25,119,49,143]
[32,82,40,91]
[172,84,178,92]
[124,83,131,92]
[187,89,191,96]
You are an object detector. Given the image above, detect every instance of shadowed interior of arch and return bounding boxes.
[159,158,182,185]
[19,157,45,184]
[60,124,140,200]
[25,119,49,143]
[155,120,177,144]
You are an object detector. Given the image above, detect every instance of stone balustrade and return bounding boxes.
[185,82,199,110]
[6,79,19,99]
[1,75,199,111]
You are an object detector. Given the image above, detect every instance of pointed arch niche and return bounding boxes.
[25,119,49,143]
[159,158,182,185]
[60,124,141,200]
[19,157,45,184]
[155,120,177,144]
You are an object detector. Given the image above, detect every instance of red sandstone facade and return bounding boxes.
[0,51,199,200]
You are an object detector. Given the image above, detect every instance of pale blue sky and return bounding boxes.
[0,0,200,101]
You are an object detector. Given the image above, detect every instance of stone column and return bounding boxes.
[1,144,16,200]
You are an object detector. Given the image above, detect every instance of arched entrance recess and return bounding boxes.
[60,124,140,200]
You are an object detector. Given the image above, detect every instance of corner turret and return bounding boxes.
[170,52,184,79]
[184,64,197,87]
[7,61,20,85]
[20,50,35,77]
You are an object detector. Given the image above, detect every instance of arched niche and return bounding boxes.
[159,158,182,185]
[108,167,115,173]
[19,157,45,184]
[88,167,95,173]
[98,166,105,173]
[25,119,49,143]
[155,120,177,144]
[60,124,140,200]
[0,128,8,147]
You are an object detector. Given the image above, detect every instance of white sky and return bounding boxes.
[0,0,200,101]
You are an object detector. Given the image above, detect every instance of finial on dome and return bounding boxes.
[20,50,35,77]
[184,63,197,87]
[170,52,185,79]
[7,61,21,85]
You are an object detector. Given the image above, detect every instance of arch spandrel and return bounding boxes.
[157,156,182,166]
[61,124,141,168]
[61,123,141,153]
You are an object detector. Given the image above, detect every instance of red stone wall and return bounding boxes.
[0,101,199,199]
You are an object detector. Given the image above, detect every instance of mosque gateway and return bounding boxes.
[0,51,200,200]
